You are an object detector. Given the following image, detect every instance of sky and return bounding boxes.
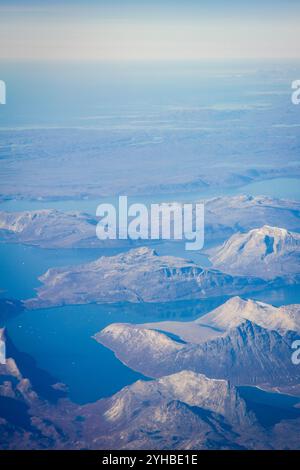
[0,0,300,61]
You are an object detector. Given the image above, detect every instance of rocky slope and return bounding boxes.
[25,247,269,309]
[209,225,300,279]
[0,329,78,449]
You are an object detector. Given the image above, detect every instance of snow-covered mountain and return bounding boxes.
[139,296,300,343]
[104,371,245,422]
[25,247,269,309]
[1,195,300,249]
[95,297,300,391]
[209,225,300,279]
[0,209,133,249]
[198,296,300,334]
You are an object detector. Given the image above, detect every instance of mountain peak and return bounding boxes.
[198,296,300,334]
[256,225,289,237]
[103,370,244,426]
[126,246,158,257]
[210,225,300,279]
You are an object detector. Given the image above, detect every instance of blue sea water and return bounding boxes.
[238,386,300,427]
[240,178,300,201]
[0,244,125,300]
[6,305,149,404]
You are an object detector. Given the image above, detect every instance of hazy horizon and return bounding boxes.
[1,0,300,61]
